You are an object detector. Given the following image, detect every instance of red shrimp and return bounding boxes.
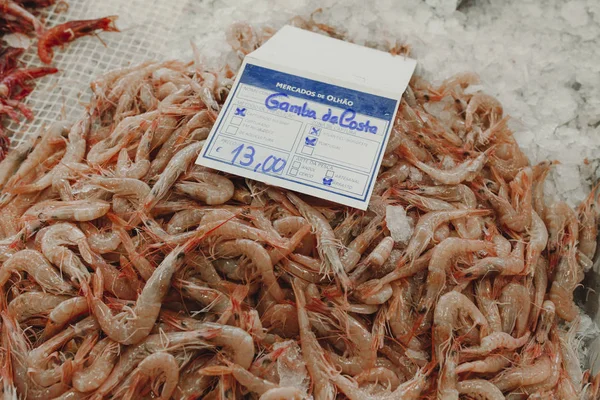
[0,67,58,98]
[38,16,119,64]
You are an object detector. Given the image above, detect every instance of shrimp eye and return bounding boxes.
[423,94,430,101]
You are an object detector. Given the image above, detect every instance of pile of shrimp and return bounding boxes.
[0,20,598,400]
[1,0,118,161]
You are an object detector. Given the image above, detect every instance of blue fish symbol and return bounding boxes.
[310,127,320,135]
[322,177,333,186]
[305,137,317,146]
[235,108,247,116]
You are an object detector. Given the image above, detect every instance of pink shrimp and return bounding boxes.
[433,291,489,364]
[456,354,513,375]
[398,145,489,185]
[402,209,490,263]
[418,238,494,315]
[287,193,351,290]
[462,331,531,356]
[460,241,525,279]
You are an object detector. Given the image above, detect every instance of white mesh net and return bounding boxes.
[5,0,185,148]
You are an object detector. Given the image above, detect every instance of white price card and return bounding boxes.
[197,25,416,210]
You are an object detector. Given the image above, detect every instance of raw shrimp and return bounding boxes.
[525,210,548,274]
[42,296,89,340]
[201,362,278,396]
[331,308,376,369]
[531,161,552,218]
[13,116,90,196]
[462,332,530,356]
[548,246,579,322]
[114,352,179,400]
[0,133,40,190]
[465,92,503,130]
[40,222,93,283]
[354,367,400,390]
[148,111,212,176]
[341,216,384,271]
[117,120,156,179]
[402,209,489,262]
[163,316,255,369]
[23,199,111,223]
[387,280,417,345]
[87,242,189,344]
[142,140,205,211]
[558,329,583,393]
[498,282,531,336]
[7,292,68,323]
[433,291,488,363]
[166,208,205,234]
[71,338,120,392]
[437,347,459,399]
[479,186,532,233]
[87,111,158,166]
[172,279,231,317]
[475,278,503,332]
[1,312,71,400]
[530,256,549,329]
[175,170,234,205]
[373,161,410,194]
[5,121,70,189]
[114,225,155,281]
[88,176,150,209]
[350,236,395,284]
[418,238,493,315]
[38,16,120,64]
[92,330,217,398]
[491,355,553,392]
[545,201,578,253]
[26,317,99,388]
[398,145,489,185]
[172,355,215,400]
[460,241,525,278]
[333,211,362,245]
[456,379,504,400]
[0,249,74,294]
[292,279,336,400]
[215,239,285,302]
[287,193,351,290]
[456,354,512,374]
[577,187,599,262]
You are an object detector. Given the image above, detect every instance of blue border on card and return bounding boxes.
[240,64,397,119]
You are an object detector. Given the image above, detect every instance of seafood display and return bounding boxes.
[0,0,118,160]
[0,20,598,399]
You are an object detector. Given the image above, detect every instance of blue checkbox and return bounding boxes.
[305,137,317,146]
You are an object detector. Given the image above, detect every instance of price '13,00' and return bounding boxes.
[230,144,287,174]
